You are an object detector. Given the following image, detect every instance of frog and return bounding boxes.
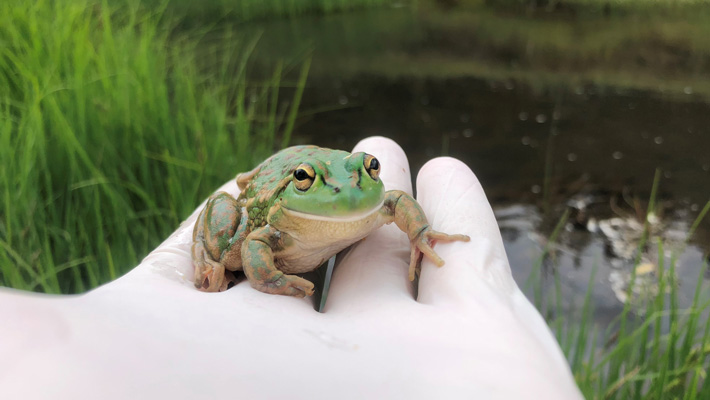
[192,145,470,296]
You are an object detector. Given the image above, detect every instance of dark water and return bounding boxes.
[293,74,710,324]
[243,6,710,325]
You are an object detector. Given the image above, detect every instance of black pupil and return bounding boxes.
[369,158,379,171]
[294,169,309,181]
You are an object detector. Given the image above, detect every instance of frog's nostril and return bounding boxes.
[333,187,340,193]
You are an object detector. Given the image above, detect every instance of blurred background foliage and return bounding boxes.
[0,0,309,292]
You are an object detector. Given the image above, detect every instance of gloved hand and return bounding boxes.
[0,137,582,399]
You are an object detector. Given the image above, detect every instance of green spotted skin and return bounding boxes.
[191,145,470,295]
[238,146,384,219]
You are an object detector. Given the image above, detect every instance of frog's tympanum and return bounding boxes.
[192,146,470,296]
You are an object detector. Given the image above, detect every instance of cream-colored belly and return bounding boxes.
[273,210,384,274]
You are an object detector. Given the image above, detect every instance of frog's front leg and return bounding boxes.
[381,190,470,281]
[241,226,315,297]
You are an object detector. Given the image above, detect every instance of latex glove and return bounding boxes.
[0,137,582,399]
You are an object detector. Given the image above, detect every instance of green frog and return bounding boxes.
[192,145,470,296]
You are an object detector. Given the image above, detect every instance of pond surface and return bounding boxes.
[244,5,710,325]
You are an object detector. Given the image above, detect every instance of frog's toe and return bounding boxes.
[408,239,445,281]
[408,245,423,281]
[276,274,315,298]
[282,281,315,298]
[195,259,227,292]
[252,272,315,297]
[408,228,470,280]
[427,231,470,243]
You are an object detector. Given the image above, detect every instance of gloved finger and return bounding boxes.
[326,136,416,312]
[413,157,517,307]
[413,157,582,395]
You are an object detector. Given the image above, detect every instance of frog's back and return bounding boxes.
[236,146,349,229]
[238,145,349,202]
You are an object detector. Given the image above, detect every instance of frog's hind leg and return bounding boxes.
[192,192,242,292]
[192,241,228,292]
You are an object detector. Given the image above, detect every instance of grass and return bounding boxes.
[2,0,710,399]
[0,0,309,293]
[530,170,710,398]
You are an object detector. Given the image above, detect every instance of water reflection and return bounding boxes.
[498,203,708,326]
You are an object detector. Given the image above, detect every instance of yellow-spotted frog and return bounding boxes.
[192,146,469,296]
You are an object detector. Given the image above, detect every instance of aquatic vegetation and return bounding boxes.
[531,172,710,398]
[245,1,710,99]
[0,0,308,292]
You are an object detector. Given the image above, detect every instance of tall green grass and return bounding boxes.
[0,0,309,293]
[531,171,710,398]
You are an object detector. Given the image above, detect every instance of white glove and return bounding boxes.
[0,137,582,399]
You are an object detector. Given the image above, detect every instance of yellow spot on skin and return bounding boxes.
[326,161,331,165]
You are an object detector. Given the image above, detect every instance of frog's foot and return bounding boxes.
[250,270,315,298]
[194,258,229,292]
[408,228,470,281]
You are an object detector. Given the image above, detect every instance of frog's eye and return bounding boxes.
[293,164,315,191]
[364,154,380,181]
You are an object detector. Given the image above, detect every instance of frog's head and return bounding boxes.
[279,150,385,220]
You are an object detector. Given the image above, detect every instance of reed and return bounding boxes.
[0,0,308,293]
[534,173,710,398]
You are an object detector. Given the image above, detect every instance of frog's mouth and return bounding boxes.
[282,201,383,223]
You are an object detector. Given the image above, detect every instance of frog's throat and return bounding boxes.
[281,201,384,223]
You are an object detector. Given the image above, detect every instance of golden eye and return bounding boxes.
[364,154,380,180]
[293,163,315,191]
